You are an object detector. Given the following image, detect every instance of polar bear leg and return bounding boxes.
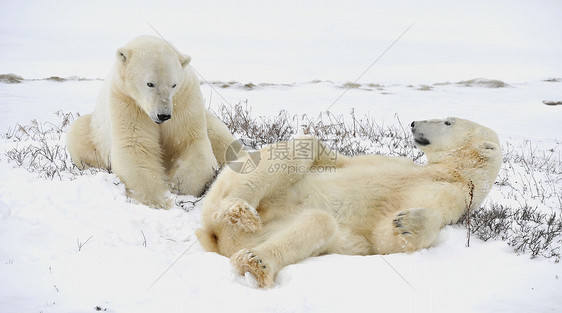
[110,106,172,209]
[112,142,172,209]
[216,137,341,216]
[205,140,319,234]
[202,137,344,241]
[230,209,337,288]
[66,114,108,169]
[169,137,219,197]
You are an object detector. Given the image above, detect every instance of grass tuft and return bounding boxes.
[3,105,561,261]
[0,73,24,84]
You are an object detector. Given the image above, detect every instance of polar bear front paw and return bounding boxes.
[129,189,173,210]
[392,208,442,251]
[393,209,425,236]
[215,199,262,233]
[231,249,274,288]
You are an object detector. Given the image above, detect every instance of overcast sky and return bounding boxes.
[1,0,561,83]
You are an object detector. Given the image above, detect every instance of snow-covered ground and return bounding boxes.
[1,77,561,313]
[1,1,562,312]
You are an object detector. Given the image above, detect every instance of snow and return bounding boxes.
[1,1,562,312]
[1,79,561,313]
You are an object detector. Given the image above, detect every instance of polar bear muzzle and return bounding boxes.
[410,121,431,146]
[413,136,430,146]
[147,96,174,124]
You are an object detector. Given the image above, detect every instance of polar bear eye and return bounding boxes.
[147,82,155,88]
[172,84,177,88]
[445,121,452,126]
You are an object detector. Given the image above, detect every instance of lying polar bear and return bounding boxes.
[196,117,502,287]
[67,36,235,208]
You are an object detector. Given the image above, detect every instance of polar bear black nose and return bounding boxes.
[157,114,171,122]
[410,121,415,128]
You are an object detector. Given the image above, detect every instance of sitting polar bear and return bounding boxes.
[196,117,502,287]
[67,35,235,208]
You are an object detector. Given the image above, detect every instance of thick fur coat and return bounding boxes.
[67,36,235,208]
[197,117,502,287]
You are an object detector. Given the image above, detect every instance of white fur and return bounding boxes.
[197,117,502,287]
[67,35,235,208]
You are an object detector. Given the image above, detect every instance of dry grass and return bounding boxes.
[3,111,109,180]
[3,105,561,261]
[0,73,24,84]
[456,78,510,88]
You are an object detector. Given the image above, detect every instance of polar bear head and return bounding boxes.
[115,35,191,124]
[410,117,502,206]
[410,117,502,167]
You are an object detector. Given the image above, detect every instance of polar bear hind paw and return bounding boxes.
[215,199,262,233]
[231,249,274,288]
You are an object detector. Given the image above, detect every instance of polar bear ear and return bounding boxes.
[116,48,132,64]
[179,53,191,68]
